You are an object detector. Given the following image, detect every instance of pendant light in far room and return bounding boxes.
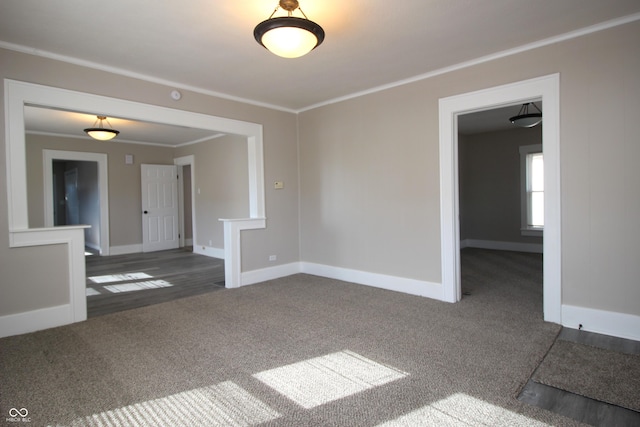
[509,102,543,128]
[254,0,325,58]
[84,115,120,141]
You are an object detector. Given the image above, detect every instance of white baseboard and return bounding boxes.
[241,263,301,286]
[110,244,220,257]
[0,305,72,338]
[300,262,445,301]
[193,245,224,259]
[460,239,543,253]
[238,261,444,301]
[562,304,640,341]
[109,244,142,255]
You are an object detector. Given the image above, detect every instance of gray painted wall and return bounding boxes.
[459,126,543,246]
[1,19,639,324]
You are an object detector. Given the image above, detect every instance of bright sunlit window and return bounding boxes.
[520,144,543,235]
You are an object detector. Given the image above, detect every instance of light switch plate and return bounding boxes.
[274,181,284,189]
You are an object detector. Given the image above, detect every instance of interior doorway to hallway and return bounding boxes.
[456,104,544,303]
[438,74,561,324]
[44,150,109,255]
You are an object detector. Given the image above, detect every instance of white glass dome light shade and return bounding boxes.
[84,116,120,141]
[85,129,119,141]
[261,25,318,58]
[254,16,325,59]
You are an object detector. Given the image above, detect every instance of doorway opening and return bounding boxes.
[438,74,561,324]
[44,150,110,255]
[54,160,101,254]
[456,104,543,304]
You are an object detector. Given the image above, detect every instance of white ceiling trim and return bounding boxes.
[0,40,297,114]
[298,12,640,113]
[2,12,639,114]
[25,129,222,148]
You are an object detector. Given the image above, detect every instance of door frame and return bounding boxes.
[44,150,110,255]
[175,155,196,249]
[438,74,561,324]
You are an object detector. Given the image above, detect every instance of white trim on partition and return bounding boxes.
[1,226,88,338]
[562,305,640,341]
[0,305,72,339]
[220,218,267,288]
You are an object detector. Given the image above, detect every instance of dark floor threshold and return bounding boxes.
[518,380,640,427]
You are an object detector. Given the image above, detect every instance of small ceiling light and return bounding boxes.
[84,115,120,141]
[509,102,543,128]
[254,0,325,58]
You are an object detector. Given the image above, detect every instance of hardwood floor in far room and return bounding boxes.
[85,248,225,318]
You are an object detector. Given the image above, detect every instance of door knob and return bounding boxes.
[143,210,148,214]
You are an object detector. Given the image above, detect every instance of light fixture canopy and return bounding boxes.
[509,102,543,128]
[254,0,325,58]
[84,115,120,141]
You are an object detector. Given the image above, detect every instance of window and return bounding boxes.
[520,144,543,235]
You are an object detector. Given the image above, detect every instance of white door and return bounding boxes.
[141,164,179,252]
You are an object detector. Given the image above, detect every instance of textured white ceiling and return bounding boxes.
[24,106,223,147]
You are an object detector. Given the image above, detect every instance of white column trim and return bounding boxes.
[220,218,266,288]
[1,226,88,337]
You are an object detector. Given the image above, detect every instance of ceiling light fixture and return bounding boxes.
[84,115,120,141]
[254,0,325,59]
[509,102,543,128]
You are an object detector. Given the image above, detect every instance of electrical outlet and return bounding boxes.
[274,181,284,189]
[269,255,277,261]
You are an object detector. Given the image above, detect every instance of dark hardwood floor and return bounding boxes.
[85,247,225,318]
[518,328,640,427]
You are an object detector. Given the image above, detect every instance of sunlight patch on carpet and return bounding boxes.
[376,393,547,427]
[89,272,153,284]
[68,381,280,427]
[253,350,408,409]
[103,280,172,293]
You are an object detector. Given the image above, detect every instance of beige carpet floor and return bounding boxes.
[1,250,587,426]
